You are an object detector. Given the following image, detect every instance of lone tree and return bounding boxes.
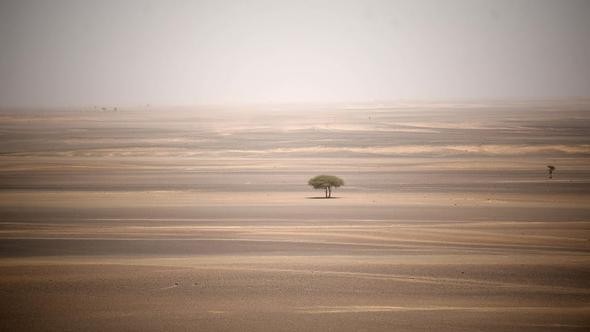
[308,175,344,198]
[547,165,556,179]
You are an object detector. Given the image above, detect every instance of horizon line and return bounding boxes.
[2,97,590,112]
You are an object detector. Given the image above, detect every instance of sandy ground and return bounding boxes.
[1,102,589,331]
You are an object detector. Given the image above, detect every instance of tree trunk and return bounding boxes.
[325,187,328,198]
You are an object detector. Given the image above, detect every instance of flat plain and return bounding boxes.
[1,101,589,331]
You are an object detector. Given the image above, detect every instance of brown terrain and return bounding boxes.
[0,101,589,331]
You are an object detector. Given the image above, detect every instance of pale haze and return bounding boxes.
[2,1,590,331]
[1,0,590,107]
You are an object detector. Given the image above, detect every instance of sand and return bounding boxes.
[1,102,589,331]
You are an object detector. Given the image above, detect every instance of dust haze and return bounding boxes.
[1,0,590,331]
[1,0,590,107]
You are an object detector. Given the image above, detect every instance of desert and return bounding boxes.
[1,102,589,331]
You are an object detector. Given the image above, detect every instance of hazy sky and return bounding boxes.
[1,0,589,107]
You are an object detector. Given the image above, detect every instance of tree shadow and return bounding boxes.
[305,197,341,199]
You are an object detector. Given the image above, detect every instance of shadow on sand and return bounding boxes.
[305,197,341,199]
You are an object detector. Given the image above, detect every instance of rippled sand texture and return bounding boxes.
[1,101,589,331]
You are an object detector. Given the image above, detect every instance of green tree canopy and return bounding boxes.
[308,175,344,198]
